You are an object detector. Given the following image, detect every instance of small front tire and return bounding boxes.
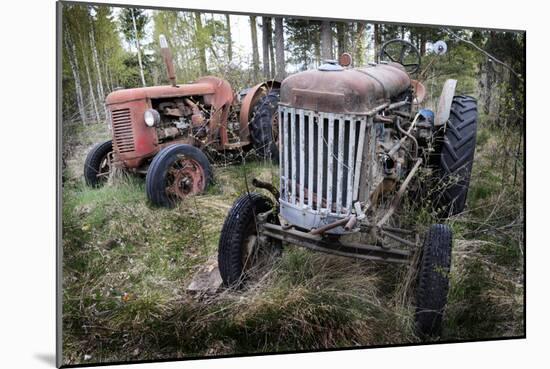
[84,140,113,187]
[415,224,453,337]
[218,193,281,287]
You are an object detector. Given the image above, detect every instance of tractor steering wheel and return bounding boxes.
[379,39,421,74]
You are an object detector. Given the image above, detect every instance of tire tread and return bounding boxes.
[415,224,453,336]
[434,95,478,217]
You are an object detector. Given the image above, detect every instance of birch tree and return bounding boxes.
[261,17,271,78]
[336,22,347,56]
[321,21,333,61]
[89,23,108,120]
[131,9,146,86]
[64,28,87,124]
[225,14,233,61]
[250,16,260,82]
[119,8,149,86]
[80,34,102,123]
[194,12,208,74]
[274,17,285,80]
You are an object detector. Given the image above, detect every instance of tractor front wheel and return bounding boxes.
[146,144,213,207]
[415,224,453,337]
[84,140,113,187]
[218,193,281,288]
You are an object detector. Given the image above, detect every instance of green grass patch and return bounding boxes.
[61,121,524,365]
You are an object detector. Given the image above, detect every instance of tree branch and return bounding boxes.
[444,28,524,82]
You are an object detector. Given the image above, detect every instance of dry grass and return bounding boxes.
[61,120,524,365]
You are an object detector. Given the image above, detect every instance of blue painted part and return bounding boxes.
[418,109,434,124]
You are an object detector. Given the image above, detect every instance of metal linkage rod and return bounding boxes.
[376,158,422,227]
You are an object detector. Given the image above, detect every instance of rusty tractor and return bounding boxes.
[218,39,478,337]
[84,35,280,207]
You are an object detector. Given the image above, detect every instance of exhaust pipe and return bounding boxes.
[159,35,177,87]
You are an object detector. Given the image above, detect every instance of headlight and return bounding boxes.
[144,109,160,127]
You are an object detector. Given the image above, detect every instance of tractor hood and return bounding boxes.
[280,62,411,114]
[105,76,233,106]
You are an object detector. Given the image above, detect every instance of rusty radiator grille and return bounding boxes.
[279,106,368,216]
[110,108,135,154]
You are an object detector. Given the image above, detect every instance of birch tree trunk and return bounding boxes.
[374,24,381,61]
[250,16,260,82]
[64,31,87,124]
[194,12,208,75]
[82,49,101,124]
[261,17,271,79]
[77,32,101,124]
[225,14,233,61]
[267,20,275,79]
[274,17,285,80]
[353,22,366,66]
[89,26,108,120]
[336,23,347,57]
[131,8,146,87]
[321,21,333,61]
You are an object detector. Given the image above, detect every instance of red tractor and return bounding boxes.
[84,35,280,207]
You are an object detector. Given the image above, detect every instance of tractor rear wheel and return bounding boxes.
[433,95,478,217]
[415,224,453,337]
[218,193,281,288]
[250,90,280,163]
[84,140,113,187]
[146,144,212,207]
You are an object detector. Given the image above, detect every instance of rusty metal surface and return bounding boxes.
[108,101,158,168]
[310,217,351,235]
[160,42,177,87]
[280,63,410,114]
[411,79,426,104]
[238,80,281,142]
[376,158,422,227]
[338,53,352,67]
[261,223,410,263]
[252,178,280,200]
[166,156,207,200]
[106,79,219,106]
[106,76,234,168]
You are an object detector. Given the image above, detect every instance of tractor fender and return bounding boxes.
[434,79,457,127]
[411,79,426,105]
[239,80,281,142]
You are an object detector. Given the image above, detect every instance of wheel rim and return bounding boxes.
[240,220,273,280]
[165,156,206,201]
[96,151,113,183]
[242,233,258,272]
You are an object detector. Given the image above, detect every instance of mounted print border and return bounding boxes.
[56,1,525,367]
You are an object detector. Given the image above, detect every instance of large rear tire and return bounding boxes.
[84,140,113,187]
[250,90,280,163]
[218,193,281,288]
[146,144,213,208]
[415,224,453,337]
[433,95,478,217]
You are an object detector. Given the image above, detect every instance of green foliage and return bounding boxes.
[285,18,321,70]
[118,8,149,43]
[421,41,482,109]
